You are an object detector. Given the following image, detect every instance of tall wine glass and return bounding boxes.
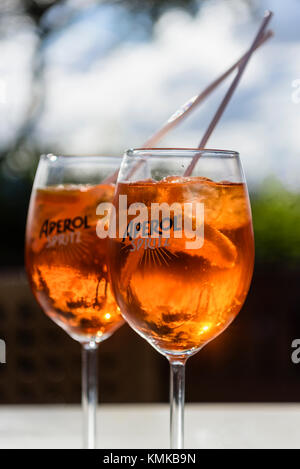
[25,154,124,449]
[108,148,254,449]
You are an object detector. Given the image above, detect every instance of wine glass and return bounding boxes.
[25,154,124,449]
[108,148,254,448]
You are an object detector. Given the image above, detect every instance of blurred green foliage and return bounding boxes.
[251,178,300,266]
[111,0,199,20]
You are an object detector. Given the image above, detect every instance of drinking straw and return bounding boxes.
[103,18,273,184]
[143,31,272,149]
[184,10,273,177]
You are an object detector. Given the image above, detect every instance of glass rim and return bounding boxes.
[126,148,239,158]
[40,153,123,161]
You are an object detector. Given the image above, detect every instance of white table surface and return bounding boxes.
[1,403,300,449]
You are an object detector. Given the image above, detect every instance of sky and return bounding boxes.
[0,0,300,189]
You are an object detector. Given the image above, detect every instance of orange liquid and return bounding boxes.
[26,184,124,343]
[109,177,254,355]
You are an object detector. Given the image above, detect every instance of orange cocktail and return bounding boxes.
[26,183,123,343]
[109,176,254,354]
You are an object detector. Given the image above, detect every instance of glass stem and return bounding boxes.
[169,358,186,449]
[82,341,98,449]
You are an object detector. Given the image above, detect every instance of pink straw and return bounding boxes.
[143,30,272,149]
[184,10,273,177]
[103,15,273,184]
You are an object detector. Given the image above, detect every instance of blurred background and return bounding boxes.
[0,0,300,404]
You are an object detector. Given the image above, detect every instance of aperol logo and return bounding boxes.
[39,215,91,248]
[96,195,204,250]
[39,216,90,238]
